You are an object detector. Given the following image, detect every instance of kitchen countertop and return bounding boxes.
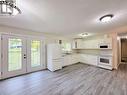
[62,53,77,57]
[72,53,113,57]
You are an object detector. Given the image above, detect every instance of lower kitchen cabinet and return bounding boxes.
[63,54,98,67]
[71,54,79,64]
[63,55,71,66]
[80,54,98,66]
[63,54,79,67]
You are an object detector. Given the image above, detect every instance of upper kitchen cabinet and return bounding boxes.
[72,37,112,50]
[98,38,112,44]
[72,38,99,49]
[72,39,83,49]
[83,39,99,49]
[98,38,112,49]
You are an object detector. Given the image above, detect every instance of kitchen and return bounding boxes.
[47,33,113,71]
[0,0,127,95]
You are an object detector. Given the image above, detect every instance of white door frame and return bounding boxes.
[0,34,1,79]
[1,34,27,79]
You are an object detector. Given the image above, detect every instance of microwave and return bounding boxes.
[99,43,111,49]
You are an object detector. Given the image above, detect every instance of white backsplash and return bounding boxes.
[77,49,112,56]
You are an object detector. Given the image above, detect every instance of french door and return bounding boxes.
[27,38,45,72]
[1,34,45,79]
[2,35,27,78]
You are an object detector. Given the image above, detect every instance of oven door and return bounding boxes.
[98,56,112,66]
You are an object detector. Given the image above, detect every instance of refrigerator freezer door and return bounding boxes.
[48,60,62,71]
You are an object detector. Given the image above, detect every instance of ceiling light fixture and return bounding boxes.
[0,0,21,16]
[100,14,114,22]
[79,33,89,38]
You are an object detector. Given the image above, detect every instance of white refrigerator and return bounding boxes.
[47,44,62,71]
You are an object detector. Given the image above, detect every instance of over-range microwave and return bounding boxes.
[99,43,111,49]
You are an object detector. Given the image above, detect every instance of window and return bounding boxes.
[61,42,72,52]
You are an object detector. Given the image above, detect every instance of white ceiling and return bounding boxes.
[0,0,127,36]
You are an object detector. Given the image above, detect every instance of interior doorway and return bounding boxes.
[121,38,127,63]
[118,33,127,65]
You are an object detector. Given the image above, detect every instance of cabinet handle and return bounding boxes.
[75,42,77,48]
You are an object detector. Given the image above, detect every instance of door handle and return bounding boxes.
[24,57,27,59]
[24,54,27,59]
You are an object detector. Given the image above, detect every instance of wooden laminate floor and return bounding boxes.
[0,63,127,95]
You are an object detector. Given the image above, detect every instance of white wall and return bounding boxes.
[0,25,71,44]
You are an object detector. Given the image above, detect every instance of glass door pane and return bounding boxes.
[31,40,41,67]
[2,35,27,79]
[8,38,22,71]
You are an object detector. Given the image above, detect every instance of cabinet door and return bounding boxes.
[104,38,112,48]
[77,39,83,49]
[99,38,112,44]
[63,56,68,66]
[71,54,79,64]
[87,55,98,66]
[63,55,71,66]
[83,40,98,49]
[80,54,98,66]
[80,54,87,63]
[72,39,83,49]
[68,55,72,65]
[92,40,99,49]
[72,41,77,49]
[83,41,89,49]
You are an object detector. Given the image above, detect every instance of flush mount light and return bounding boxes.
[100,14,114,22]
[0,0,21,16]
[79,33,89,38]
